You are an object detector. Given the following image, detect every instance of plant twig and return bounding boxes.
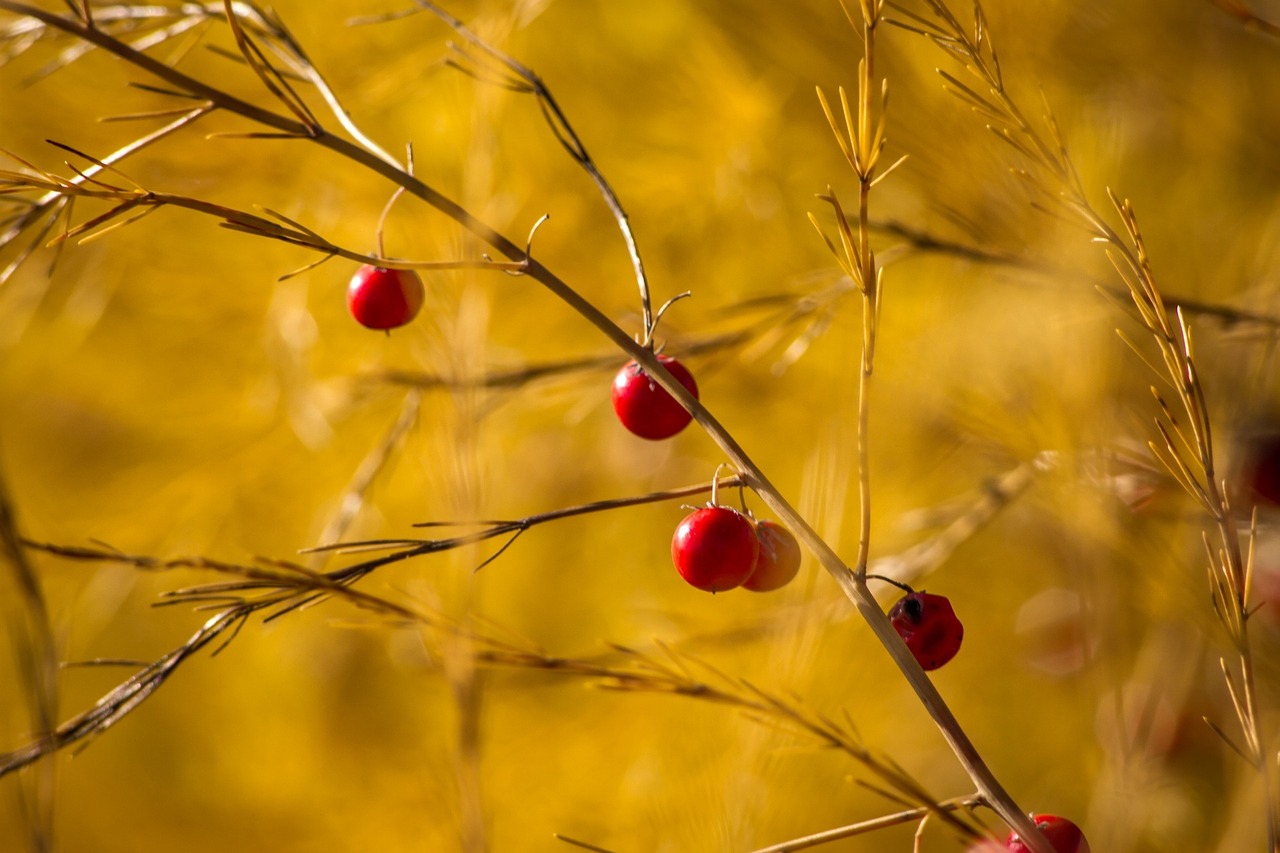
[0,104,213,290]
[0,475,743,774]
[412,0,659,345]
[748,796,984,853]
[478,641,987,845]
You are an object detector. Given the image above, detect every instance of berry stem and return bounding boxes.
[709,464,730,507]
[864,573,915,595]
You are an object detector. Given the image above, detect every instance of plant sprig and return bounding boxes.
[0,3,1049,849]
[0,148,529,274]
[402,0,664,348]
[0,475,747,775]
[890,0,1280,846]
[811,2,1056,849]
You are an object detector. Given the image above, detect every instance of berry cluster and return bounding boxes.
[1240,433,1280,506]
[607,352,972,676]
[610,354,802,591]
[969,814,1090,853]
[347,263,1085,853]
[671,506,803,593]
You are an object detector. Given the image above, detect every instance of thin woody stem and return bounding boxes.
[1,105,213,242]
[835,3,1048,849]
[852,10,878,583]
[411,0,657,344]
[747,797,983,853]
[0,476,744,777]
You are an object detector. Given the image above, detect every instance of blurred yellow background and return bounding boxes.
[2,0,1280,850]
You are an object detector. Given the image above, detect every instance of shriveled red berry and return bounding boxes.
[888,591,963,671]
[1005,814,1090,853]
[347,265,425,330]
[742,520,802,592]
[671,506,759,592]
[612,355,698,440]
[1241,434,1280,506]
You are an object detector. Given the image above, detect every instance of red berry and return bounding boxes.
[1005,814,1090,853]
[347,265,425,330]
[888,591,964,671]
[611,355,698,440]
[1241,434,1280,506]
[671,506,759,592]
[742,520,802,592]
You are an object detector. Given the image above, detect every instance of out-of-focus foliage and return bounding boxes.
[1,1,1279,851]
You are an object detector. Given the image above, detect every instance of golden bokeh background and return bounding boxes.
[2,1,1280,851]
